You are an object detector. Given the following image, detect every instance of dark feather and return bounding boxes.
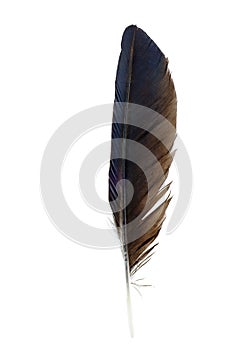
[109,25,177,276]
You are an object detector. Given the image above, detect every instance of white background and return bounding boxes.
[1,0,234,349]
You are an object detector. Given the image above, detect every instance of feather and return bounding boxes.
[108,25,177,334]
